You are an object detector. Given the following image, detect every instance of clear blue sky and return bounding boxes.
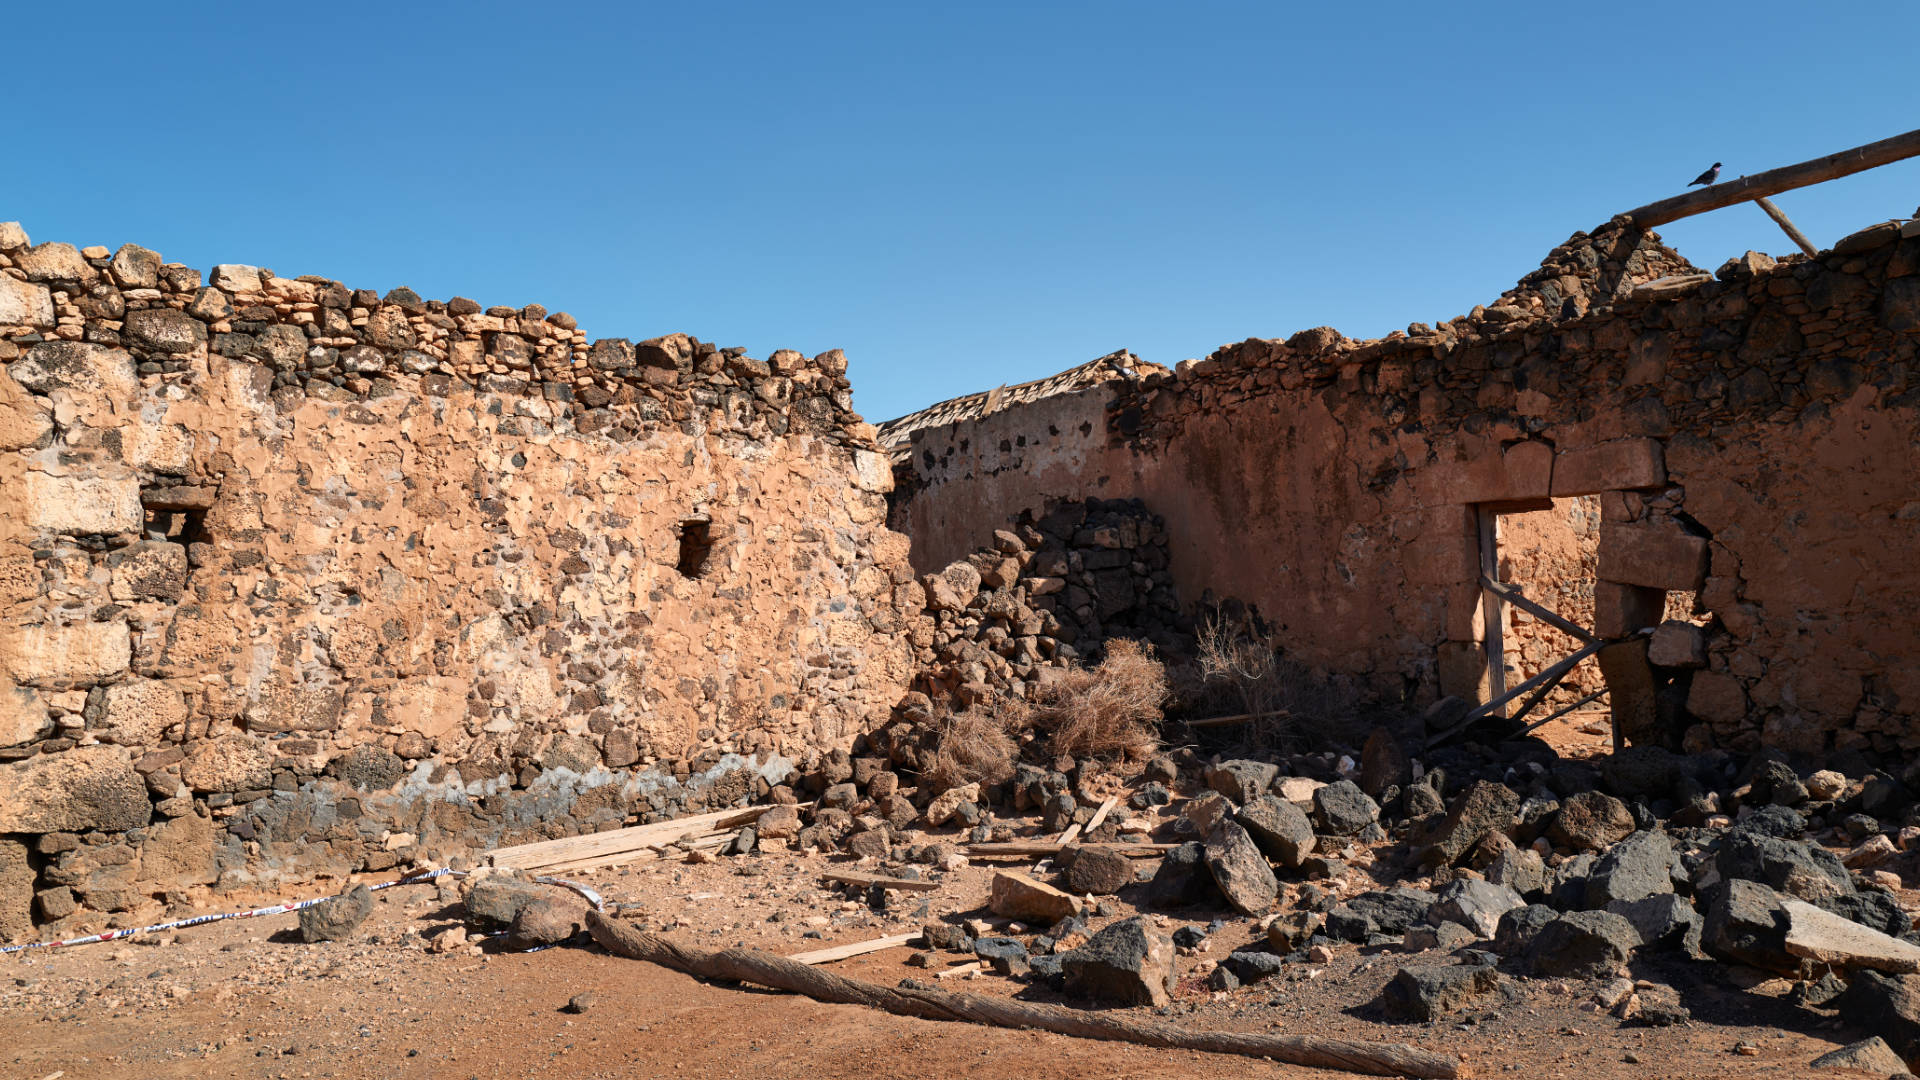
[10,3,1918,423]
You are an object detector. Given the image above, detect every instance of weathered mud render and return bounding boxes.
[0,224,915,938]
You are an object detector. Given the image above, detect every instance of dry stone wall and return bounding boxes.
[0,224,919,940]
[888,218,1920,761]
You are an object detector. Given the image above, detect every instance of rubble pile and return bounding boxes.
[907,497,1185,710]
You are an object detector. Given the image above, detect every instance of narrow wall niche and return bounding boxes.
[676,519,713,579]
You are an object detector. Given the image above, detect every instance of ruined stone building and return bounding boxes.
[4,211,1919,940]
[885,219,1920,763]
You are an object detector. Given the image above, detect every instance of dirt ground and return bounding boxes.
[2,716,1889,1080]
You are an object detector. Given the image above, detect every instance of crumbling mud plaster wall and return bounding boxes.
[889,219,1920,758]
[0,224,917,939]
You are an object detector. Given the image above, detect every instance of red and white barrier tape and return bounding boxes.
[1,869,605,955]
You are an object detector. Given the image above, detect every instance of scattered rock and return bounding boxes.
[1430,878,1526,938]
[1550,791,1635,852]
[1703,879,1796,974]
[1205,760,1278,805]
[298,885,373,943]
[1059,917,1175,1006]
[1528,911,1637,979]
[989,871,1083,924]
[1232,793,1314,869]
[1585,830,1675,908]
[1423,781,1519,867]
[1204,820,1278,916]
[1379,963,1500,1021]
[1066,845,1135,896]
[1808,1035,1908,1073]
[565,992,597,1015]
[1312,780,1380,836]
[1782,898,1920,973]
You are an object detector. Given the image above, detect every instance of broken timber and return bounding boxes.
[1618,126,1920,229]
[1426,639,1608,750]
[822,870,943,893]
[587,913,1464,1078]
[786,932,922,965]
[1753,196,1819,257]
[966,841,1175,858]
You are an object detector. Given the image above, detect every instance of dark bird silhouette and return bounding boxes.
[1688,162,1722,187]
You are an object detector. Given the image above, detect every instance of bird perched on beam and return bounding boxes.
[1688,162,1722,187]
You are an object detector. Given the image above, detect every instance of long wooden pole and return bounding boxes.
[1753,196,1820,257]
[587,913,1466,1078]
[1619,127,1920,229]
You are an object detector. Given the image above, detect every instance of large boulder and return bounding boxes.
[1144,842,1222,909]
[1205,760,1279,805]
[1066,846,1135,896]
[1608,893,1703,952]
[1422,781,1518,866]
[1312,780,1379,836]
[1059,917,1175,1006]
[1839,972,1920,1065]
[1328,888,1438,942]
[298,884,374,943]
[1584,830,1674,908]
[1528,911,1637,979]
[509,895,591,948]
[1204,820,1278,916]
[989,871,1083,924]
[1782,898,1920,974]
[1492,904,1559,958]
[1702,879,1797,974]
[1716,832,1855,903]
[1379,963,1501,1021]
[1429,878,1526,938]
[1235,795,1315,868]
[1549,791,1635,852]
[1808,1036,1909,1074]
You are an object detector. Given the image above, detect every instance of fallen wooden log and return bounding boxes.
[587,912,1464,1078]
[822,870,943,893]
[787,932,921,965]
[966,841,1175,858]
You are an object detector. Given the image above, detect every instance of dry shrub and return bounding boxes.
[1030,638,1167,759]
[1173,612,1338,754]
[921,702,1021,794]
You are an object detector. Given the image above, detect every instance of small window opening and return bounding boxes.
[144,506,211,548]
[676,519,713,579]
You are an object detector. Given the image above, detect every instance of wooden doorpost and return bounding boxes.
[1476,506,1506,715]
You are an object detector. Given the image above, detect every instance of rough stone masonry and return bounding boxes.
[0,223,918,938]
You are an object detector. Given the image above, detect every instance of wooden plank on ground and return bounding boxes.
[787,932,921,966]
[539,831,735,875]
[935,960,986,979]
[1083,795,1120,835]
[488,806,765,870]
[967,841,1175,858]
[823,870,942,893]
